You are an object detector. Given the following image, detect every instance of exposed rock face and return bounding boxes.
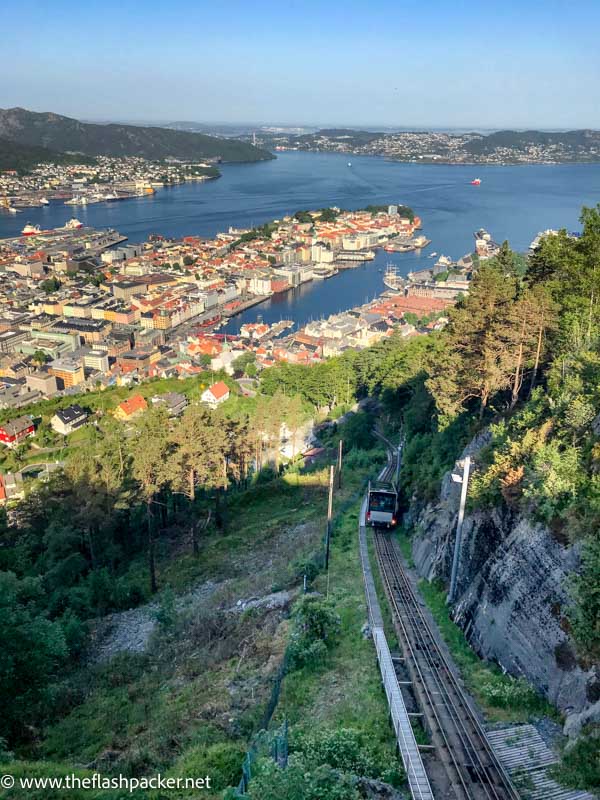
[356,776,407,800]
[410,436,598,735]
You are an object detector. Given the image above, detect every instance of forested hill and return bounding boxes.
[0,137,98,172]
[0,107,274,162]
[464,129,600,156]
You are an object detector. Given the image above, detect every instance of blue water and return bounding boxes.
[2,152,599,333]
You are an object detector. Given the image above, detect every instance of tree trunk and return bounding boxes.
[528,320,544,397]
[189,468,198,556]
[215,487,227,531]
[87,526,97,570]
[160,495,168,529]
[479,389,489,420]
[511,316,527,409]
[147,498,157,594]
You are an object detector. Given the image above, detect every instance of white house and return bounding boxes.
[201,381,230,407]
[50,404,89,436]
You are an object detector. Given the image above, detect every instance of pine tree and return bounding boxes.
[167,404,229,552]
[130,406,173,593]
[427,260,518,421]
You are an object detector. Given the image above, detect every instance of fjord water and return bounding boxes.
[2,152,599,332]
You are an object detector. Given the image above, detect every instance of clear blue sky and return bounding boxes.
[2,0,599,128]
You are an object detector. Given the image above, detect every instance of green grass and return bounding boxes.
[0,374,256,479]
[4,443,391,800]
[395,527,414,567]
[418,579,559,723]
[273,487,404,783]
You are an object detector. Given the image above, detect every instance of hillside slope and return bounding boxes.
[0,107,274,162]
[0,137,96,172]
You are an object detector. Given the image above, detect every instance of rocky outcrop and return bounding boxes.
[409,436,599,735]
[356,776,407,800]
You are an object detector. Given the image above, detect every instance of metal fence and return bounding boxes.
[234,721,289,797]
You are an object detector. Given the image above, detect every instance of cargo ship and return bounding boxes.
[21,223,42,236]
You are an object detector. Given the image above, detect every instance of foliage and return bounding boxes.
[294,727,401,785]
[232,351,257,376]
[0,572,68,743]
[550,726,600,792]
[570,535,600,660]
[287,596,341,670]
[247,756,360,800]
[0,136,96,173]
[40,277,61,293]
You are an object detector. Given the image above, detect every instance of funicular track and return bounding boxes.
[372,438,520,800]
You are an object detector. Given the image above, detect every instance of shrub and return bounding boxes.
[173,741,245,792]
[551,726,600,792]
[59,609,88,658]
[247,756,360,800]
[294,727,403,785]
[154,587,177,630]
[287,596,340,670]
[570,533,600,659]
[477,675,544,711]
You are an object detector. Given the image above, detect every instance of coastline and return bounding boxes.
[274,148,600,166]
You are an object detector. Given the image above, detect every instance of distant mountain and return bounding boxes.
[0,108,274,163]
[0,137,95,172]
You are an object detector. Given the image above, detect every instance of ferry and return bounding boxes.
[21,223,42,236]
[471,178,482,186]
[63,218,83,230]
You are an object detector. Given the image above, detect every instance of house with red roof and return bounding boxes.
[114,394,148,421]
[201,381,230,407]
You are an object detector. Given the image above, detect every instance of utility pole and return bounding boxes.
[325,464,334,572]
[447,455,471,605]
[337,439,343,489]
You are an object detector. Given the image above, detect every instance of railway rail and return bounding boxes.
[372,437,520,800]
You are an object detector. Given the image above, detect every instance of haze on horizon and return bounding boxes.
[3,0,599,130]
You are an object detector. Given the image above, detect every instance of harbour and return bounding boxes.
[2,151,599,338]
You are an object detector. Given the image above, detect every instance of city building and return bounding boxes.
[26,371,58,396]
[50,357,85,388]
